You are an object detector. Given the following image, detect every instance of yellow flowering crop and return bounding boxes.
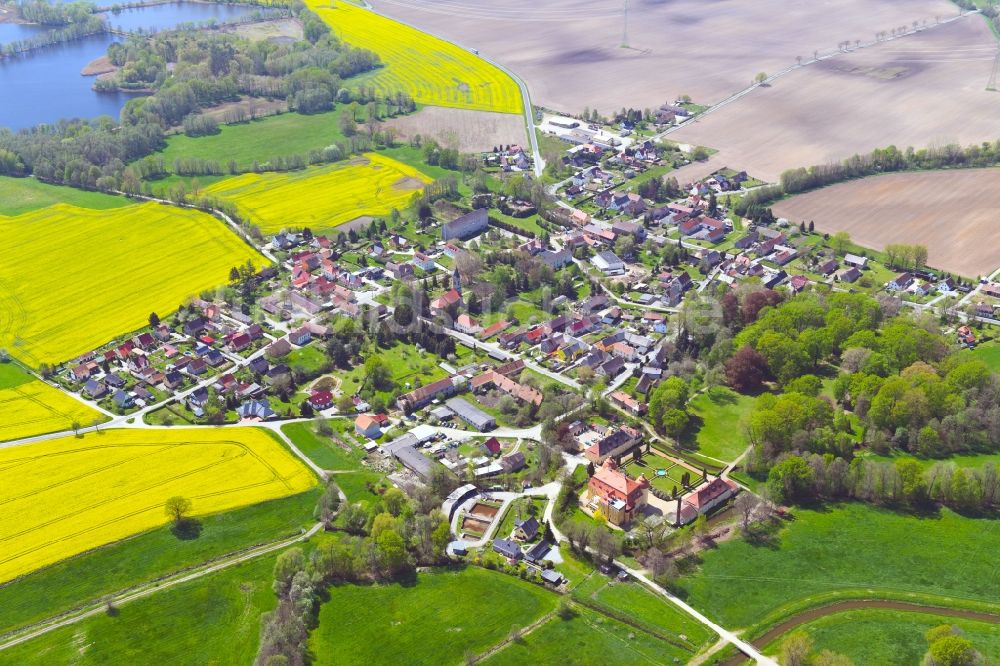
[305,0,522,114]
[0,427,317,583]
[204,153,431,233]
[0,202,267,367]
[0,375,103,443]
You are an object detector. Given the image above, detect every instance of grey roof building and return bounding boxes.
[383,434,445,481]
[443,484,478,522]
[442,208,489,241]
[493,538,522,560]
[445,397,496,432]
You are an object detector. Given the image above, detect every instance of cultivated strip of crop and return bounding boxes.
[305,0,522,114]
[0,428,317,584]
[203,152,432,233]
[0,382,102,443]
[0,202,266,367]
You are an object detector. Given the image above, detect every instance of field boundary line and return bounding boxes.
[655,9,980,141]
[0,521,323,651]
[468,607,558,663]
[714,598,1000,666]
[352,0,543,177]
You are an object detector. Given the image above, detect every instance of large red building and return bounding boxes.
[587,458,649,525]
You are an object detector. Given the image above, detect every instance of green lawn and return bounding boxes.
[494,497,547,541]
[489,208,544,236]
[763,609,1000,666]
[1,554,278,666]
[286,344,328,375]
[0,489,319,634]
[309,567,558,664]
[334,342,447,400]
[966,342,1000,372]
[675,502,1000,630]
[682,386,758,462]
[0,176,130,215]
[331,469,388,507]
[589,579,716,650]
[0,362,32,389]
[622,458,684,496]
[482,605,689,665]
[281,421,367,471]
[860,450,1000,472]
[154,111,348,174]
[380,145,467,191]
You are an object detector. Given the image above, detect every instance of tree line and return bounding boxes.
[0,14,106,56]
[735,140,1000,218]
[255,474,454,666]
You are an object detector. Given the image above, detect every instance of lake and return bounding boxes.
[0,2,258,130]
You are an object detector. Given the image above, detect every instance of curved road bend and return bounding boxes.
[360,0,543,177]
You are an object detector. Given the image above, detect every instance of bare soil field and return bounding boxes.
[671,15,1000,181]
[383,105,527,151]
[772,169,1000,277]
[370,0,955,112]
[226,17,303,42]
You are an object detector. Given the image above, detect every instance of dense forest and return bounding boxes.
[720,289,999,511]
[0,2,387,190]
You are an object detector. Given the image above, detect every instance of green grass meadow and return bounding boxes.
[0,488,319,634]
[966,342,1000,373]
[0,362,33,390]
[155,111,348,174]
[0,554,278,666]
[0,177,129,216]
[281,421,367,471]
[763,609,1000,665]
[483,605,685,666]
[591,580,715,649]
[682,387,758,463]
[309,567,558,664]
[675,503,1000,629]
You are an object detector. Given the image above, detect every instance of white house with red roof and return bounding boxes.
[355,413,383,439]
[673,477,740,526]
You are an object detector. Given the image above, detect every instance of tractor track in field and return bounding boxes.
[717,599,1000,666]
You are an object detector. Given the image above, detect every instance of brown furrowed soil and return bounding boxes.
[671,15,1000,181]
[370,0,955,112]
[382,105,527,151]
[772,169,1000,277]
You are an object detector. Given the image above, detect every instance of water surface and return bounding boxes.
[0,2,259,130]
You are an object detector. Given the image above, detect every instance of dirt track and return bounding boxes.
[771,169,1000,277]
[718,599,1000,666]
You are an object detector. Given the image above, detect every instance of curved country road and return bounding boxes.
[717,599,1000,666]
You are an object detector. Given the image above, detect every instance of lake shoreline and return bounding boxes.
[81,55,117,76]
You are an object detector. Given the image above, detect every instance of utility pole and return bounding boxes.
[621,0,629,48]
[988,48,1000,91]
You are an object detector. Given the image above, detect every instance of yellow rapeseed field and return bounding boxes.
[0,202,266,367]
[0,427,317,583]
[204,153,431,233]
[0,363,104,443]
[305,0,522,114]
